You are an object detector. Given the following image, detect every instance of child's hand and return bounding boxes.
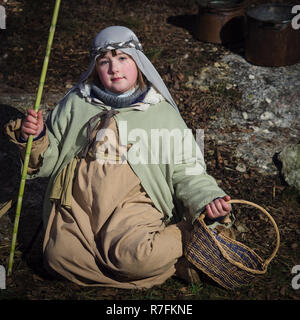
[21,109,44,141]
[206,195,231,220]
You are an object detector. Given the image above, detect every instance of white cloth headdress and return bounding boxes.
[66,26,178,111]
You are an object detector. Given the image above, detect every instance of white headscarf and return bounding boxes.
[66,26,178,111]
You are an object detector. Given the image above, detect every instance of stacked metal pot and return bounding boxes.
[194,0,300,67]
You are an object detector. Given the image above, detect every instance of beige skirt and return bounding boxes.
[43,184,183,289]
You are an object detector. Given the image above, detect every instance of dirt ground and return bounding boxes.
[0,0,299,302]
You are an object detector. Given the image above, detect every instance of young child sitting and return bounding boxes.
[6,26,231,289]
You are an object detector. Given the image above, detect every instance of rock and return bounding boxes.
[278,143,300,189]
[65,80,73,89]
[236,223,247,233]
[260,111,274,121]
[236,163,247,173]
[199,85,210,92]
[201,53,300,175]
[242,112,248,120]
[226,83,233,90]
[265,97,272,104]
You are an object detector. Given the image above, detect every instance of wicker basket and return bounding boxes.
[184,199,280,290]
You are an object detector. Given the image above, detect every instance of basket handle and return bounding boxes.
[228,199,280,268]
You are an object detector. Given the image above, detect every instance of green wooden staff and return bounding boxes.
[7,0,61,276]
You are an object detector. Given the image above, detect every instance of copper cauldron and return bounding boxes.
[194,0,247,44]
[245,3,300,67]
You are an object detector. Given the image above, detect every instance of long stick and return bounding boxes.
[7,0,61,276]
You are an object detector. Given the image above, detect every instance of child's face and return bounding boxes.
[96,50,138,94]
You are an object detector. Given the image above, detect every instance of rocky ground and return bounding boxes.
[0,0,299,301]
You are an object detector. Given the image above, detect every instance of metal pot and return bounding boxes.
[194,0,247,44]
[245,3,300,67]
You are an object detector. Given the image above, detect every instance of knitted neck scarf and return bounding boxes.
[91,82,148,108]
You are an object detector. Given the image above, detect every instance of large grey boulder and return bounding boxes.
[278,143,300,190]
